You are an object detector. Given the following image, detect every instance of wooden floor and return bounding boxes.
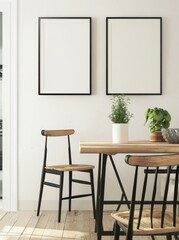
[0,210,171,239]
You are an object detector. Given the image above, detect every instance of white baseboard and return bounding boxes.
[18,199,115,211]
[18,199,94,211]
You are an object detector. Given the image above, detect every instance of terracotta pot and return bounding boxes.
[150,131,165,142]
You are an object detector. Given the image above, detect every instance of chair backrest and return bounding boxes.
[41,129,75,166]
[125,154,179,233]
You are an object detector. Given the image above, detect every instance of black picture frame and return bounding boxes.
[0,65,2,80]
[38,17,92,95]
[106,17,162,95]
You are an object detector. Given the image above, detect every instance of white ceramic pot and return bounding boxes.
[112,123,128,143]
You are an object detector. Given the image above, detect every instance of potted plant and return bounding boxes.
[144,107,171,141]
[109,95,133,143]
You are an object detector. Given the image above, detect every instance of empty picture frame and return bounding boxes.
[106,17,162,95]
[38,17,91,95]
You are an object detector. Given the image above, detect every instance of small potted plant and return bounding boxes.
[144,107,171,141]
[109,95,133,143]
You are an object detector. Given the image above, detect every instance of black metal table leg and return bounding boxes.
[95,154,130,239]
[109,155,130,210]
[95,154,102,233]
[96,153,108,240]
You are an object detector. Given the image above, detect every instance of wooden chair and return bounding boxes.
[111,154,179,240]
[37,129,95,222]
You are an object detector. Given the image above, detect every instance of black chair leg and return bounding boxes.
[90,170,96,219]
[37,170,46,216]
[174,234,179,240]
[166,235,172,240]
[69,171,72,212]
[114,221,120,240]
[58,172,64,222]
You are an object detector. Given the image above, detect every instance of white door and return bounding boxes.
[0,0,17,211]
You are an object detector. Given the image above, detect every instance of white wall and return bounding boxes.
[0,13,2,118]
[0,13,2,64]
[18,0,179,210]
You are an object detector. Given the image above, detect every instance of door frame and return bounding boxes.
[0,0,18,211]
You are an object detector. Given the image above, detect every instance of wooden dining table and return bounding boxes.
[79,140,179,240]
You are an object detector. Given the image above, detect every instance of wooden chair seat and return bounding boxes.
[46,164,95,172]
[112,208,179,235]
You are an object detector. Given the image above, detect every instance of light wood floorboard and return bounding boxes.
[0,210,175,239]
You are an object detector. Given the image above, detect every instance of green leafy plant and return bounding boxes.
[144,107,171,132]
[109,95,133,123]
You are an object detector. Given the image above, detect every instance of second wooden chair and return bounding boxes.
[111,154,179,240]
